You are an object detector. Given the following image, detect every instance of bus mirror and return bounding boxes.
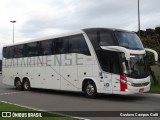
[146,53,158,66]
[145,48,158,62]
[122,62,127,74]
[100,46,130,60]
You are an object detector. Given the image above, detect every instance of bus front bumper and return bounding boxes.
[120,82,151,95]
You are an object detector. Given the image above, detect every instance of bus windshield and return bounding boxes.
[123,54,149,79]
[114,32,144,50]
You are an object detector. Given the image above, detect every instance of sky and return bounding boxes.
[0,0,160,58]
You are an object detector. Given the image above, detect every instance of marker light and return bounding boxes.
[125,89,128,92]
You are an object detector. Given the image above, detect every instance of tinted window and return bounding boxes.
[3,47,7,58]
[7,46,14,58]
[115,32,144,50]
[3,47,12,59]
[55,37,69,54]
[100,50,121,74]
[38,40,54,56]
[85,30,120,73]
[3,34,90,59]
[26,42,38,57]
[14,45,24,58]
[99,32,115,46]
[86,31,115,50]
[69,34,90,55]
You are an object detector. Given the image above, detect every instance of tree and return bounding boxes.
[140,28,160,85]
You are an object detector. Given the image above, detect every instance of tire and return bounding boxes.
[23,79,31,91]
[84,81,97,98]
[15,79,22,90]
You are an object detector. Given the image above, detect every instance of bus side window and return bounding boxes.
[79,36,91,56]
[3,47,7,58]
[7,46,14,59]
[99,32,115,46]
[27,42,38,57]
[99,50,120,74]
[37,42,43,56]
[14,45,24,58]
[69,35,80,53]
[55,37,69,54]
[38,40,55,55]
[69,34,91,56]
[13,46,18,58]
[23,44,28,57]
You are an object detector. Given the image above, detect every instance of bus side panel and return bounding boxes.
[111,74,121,94]
[22,67,35,88]
[92,65,113,94]
[2,58,12,86]
[60,65,78,91]
[92,65,101,93]
[33,66,46,89]
[45,66,60,90]
[77,65,93,77]
[12,67,22,85]
[2,67,12,86]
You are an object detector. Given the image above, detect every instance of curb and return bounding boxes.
[141,93,160,96]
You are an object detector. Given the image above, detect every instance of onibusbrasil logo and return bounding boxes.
[1,112,42,118]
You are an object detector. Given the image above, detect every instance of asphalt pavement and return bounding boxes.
[0,75,160,120]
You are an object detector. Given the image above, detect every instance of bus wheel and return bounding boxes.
[23,79,31,91]
[15,78,22,90]
[84,81,97,98]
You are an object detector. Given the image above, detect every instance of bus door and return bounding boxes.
[99,50,121,93]
[110,52,121,93]
[102,73,112,93]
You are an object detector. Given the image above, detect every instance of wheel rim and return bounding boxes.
[16,81,21,89]
[24,82,29,90]
[86,84,95,95]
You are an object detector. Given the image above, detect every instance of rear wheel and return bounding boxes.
[15,78,22,90]
[23,79,31,91]
[84,81,97,98]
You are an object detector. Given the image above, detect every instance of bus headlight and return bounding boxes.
[125,89,128,92]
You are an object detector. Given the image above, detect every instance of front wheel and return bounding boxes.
[84,81,97,98]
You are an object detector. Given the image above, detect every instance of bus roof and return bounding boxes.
[3,30,83,47]
[3,28,132,47]
[83,28,131,33]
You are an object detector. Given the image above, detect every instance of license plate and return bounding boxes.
[139,88,144,92]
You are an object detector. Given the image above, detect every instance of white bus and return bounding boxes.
[2,28,158,98]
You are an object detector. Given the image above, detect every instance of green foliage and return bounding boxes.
[149,77,160,94]
[139,29,160,85]
[140,33,160,63]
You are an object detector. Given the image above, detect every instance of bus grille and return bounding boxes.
[132,82,149,87]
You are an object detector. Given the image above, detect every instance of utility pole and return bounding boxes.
[10,20,16,44]
[138,0,141,37]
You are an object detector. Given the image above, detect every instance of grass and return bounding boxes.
[149,77,160,94]
[150,84,160,94]
[0,102,73,120]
